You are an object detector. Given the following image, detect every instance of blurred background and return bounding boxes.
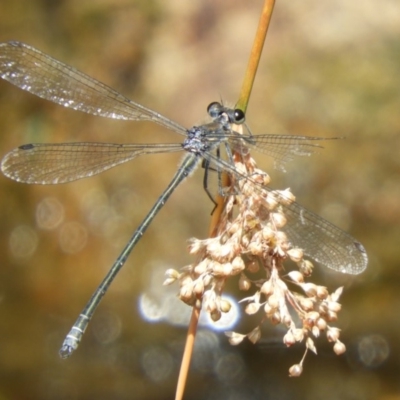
[0,0,399,399]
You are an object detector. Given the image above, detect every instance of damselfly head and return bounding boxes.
[207,101,245,125]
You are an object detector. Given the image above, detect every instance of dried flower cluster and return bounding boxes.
[164,149,346,376]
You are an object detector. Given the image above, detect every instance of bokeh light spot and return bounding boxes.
[214,352,245,383]
[141,346,174,383]
[357,334,389,368]
[9,225,38,259]
[36,197,65,230]
[58,221,88,254]
[91,311,122,345]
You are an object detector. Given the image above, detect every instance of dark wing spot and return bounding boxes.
[354,241,367,253]
[19,144,35,150]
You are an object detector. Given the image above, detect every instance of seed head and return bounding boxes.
[168,150,351,377]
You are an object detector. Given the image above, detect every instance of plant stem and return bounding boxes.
[211,0,275,238]
[175,1,275,398]
[175,306,200,400]
[237,0,275,113]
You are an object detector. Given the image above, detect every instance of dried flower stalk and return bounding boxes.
[164,137,346,377]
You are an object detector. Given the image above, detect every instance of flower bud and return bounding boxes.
[331,286,344,302]
[163,277,176,286]
[270,311,281,325]
[246,259,259,273]
[210,309,221,322]
[333,340,346,355]
[263,302,273,315]
[203,290,217,313]
[261,172,271,185]
[301,283,318,297]
[288,248,304,263]
[312,326,320,338]
[287,270,304,284]
[327,301,342,313]
[293,329,304,341]
[277,188,296,205]
[188,239,204,254]
[268,294,279,309]
[248,241,263,256]
[283,331,296,346]
[206,239,222,256]
[220,298,232,313]
[306,337,317,354]
[262,226,275,241]
[232,256,245,274]
[194,259,209,275]
[165,268,179,279]
[264,194,278,210]
[225,331,246,345]
[239,273,251,291]
[299,297,314,311]
[241,234,250,247]
[325,310,338,322]
[289,363,303,377]
[299,259,314,276]
[260,280,273,296]
[275,232,289,251]
[304,311,320,327]
[245,302,260,315]
[271,212,287,228]
[327,327,341,342]
[193,279,204,295]
[316,286,329,299]
[247,326,261,344]
[212,261,232,276]
[222,262,233,276]
[316,318,327,331]
[181,275,193,286]
[179,285,193,301]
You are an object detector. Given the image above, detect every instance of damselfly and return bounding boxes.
[0,41,367,357]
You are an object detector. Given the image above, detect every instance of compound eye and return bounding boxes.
[207,102,223,119]
[233,108,245,124]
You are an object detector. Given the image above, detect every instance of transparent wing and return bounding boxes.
[226,133,333,170]
[0,41,186,135]
[281,202,367,275]
[202,151,367,275]
[1,142,183,184]
[244,134,325,164]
